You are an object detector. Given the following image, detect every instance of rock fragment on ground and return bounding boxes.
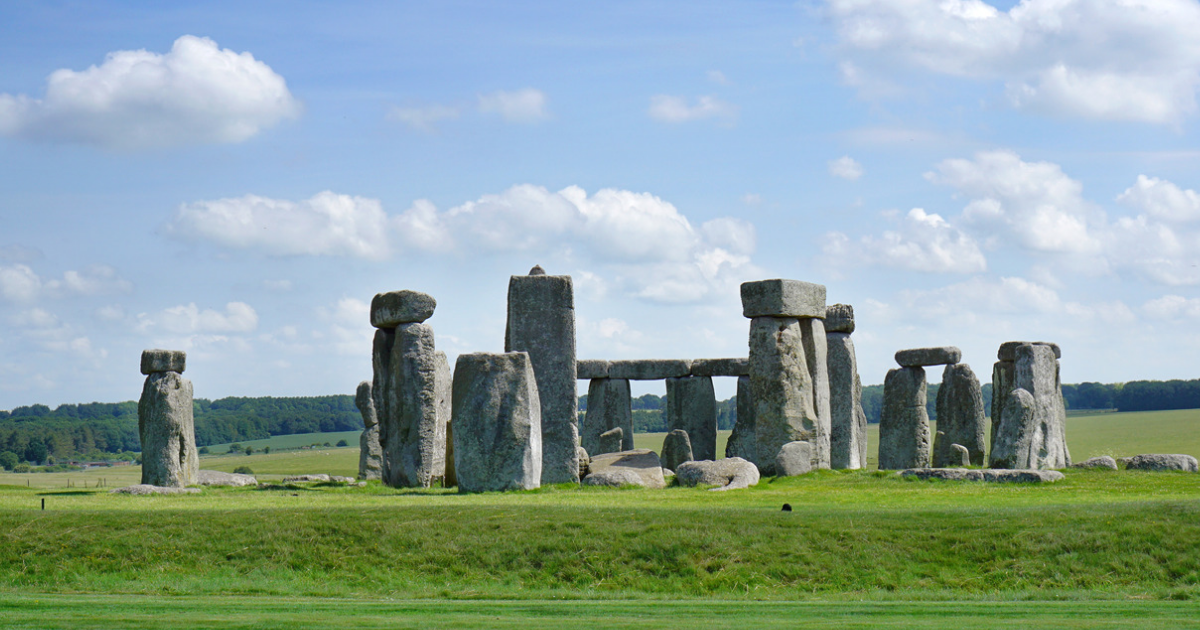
[1124,454,1199,472]
[898,468,1064,483]
[676,457,761,491]
[196,470,258,486]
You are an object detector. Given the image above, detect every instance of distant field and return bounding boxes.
[204,430,362,454]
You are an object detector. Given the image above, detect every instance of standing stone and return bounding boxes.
[452,352,542,492]
[932,364,986,467]
[878,366,930,470]
[505,270,578,485]
[138,350,198,488]
[582,378,632,455]
[827,330,866,469]
[371,328,396,481]
[665,375,718,461]
[725,376,756,461]
[380,322,448,488]
[989,343,1070,469]
[435,351,453,487]
[951,443,970,467]
[990,359,1015,452]
[599,427,624,454]
[749,316,829,474]
[775,441,813,476]
[356,381,382,481]
[661,429,694,472]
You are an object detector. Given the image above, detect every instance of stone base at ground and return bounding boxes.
[898,468,1065,483]
[111,484,201,495]
[675,458,761,491]
[196,470,258,486]
[582,449,666,488]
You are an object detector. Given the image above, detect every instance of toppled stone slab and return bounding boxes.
[111,484,201,495]
[899,468,1065,483]
[688,358,749,377]
[676,457,761,491]
[582,449,666,488]
[998,341,1061,361]
[1072,456,1118,470]
[577,360,610,379]
[741,279,826,319]
[196,470,258,487]
[370,290,437,328]
[660,429,693,472]
[608,359,692,380]
[281,474,357,484]
[140,349,186,375]
[895,347,962,367]
[1124,454,1199,472]
[775,441,813,477]
[824,304,855,334]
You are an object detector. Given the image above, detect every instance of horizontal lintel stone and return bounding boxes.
[689,358,749,377]
[608,359,692,380]
[895,346,962,367]
[740,279,826,319]
[824,304,855,334]
[576,360,610,380]
[141,349,186,375]
[370,290,436,328]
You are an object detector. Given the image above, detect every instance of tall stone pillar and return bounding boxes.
[583,378,632,456]
[452,352,542,492]
[825,304,867,469]
[665,375,717,461]
[725,375,756,461]
[879,347,960,469]
[356,381,382,480]
[742,279,830,474]
[989,342,1070,469]
[138,349,198,487]
[931,363,986,467]
[505,266,578,484]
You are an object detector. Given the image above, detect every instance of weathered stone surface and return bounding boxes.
[356,381,382,480]
[741,279,827,319]
[991,388,1037,469]
[775,441,813,477]
[505,273,577,485]
[370,290,436,328]
[434,351,452,485]
[452,352,542,492]
[824,303,855,334]
[660,429,693,472]
[599,427,624,455]
[196,470,257,487]
[140,349,185,375]
[898,468,1065,483]
[582,378,632,455]
[582,449,665,488]
[676,458,761,491]
[608,359,692,380]
[380,323,447,488]
[998,341,1061,361]
[990,360,1015,450]
[1125,454,1199,472]
[139,370,198,488]
[529,264,546,275]
[895,346,962,367]
[111,484,200,495]
[283,474,331,483]
[688,358,749,377]
[749,317,829,475]
[989,344,1070,469]
[1072,456,1118,470]
[666,376,717,461]
[951,444,970,467]
[577,446,590,479]
[878,366,930,470]
[827,332,866,469]
[726,376,756,461]
[577,360,610,379]
[932,363,987,467]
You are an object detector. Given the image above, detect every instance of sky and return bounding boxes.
[1,0,1199,409]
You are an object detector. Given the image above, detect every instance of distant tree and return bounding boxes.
[198,446,210,454]
[228,443,242,453]
[262,446,270,454]
[336,439,348,447]
[323,442,331,447]
[244,445,254,455]
[0,451,18,471]
[233,466,253,475]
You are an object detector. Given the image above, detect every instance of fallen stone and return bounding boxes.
[895,347,962,367]
[662,468,674,477]
[111,484,200,495]
[582,449,666,488]
[196,470,258,487]
[824,303,855,334]
[775,441,813,477]
[660,429,693,472]
[283,474,331,483]
[577,360,610,379]
[666,376,717,461]
[688,358,749,377]
[676,458,761,491]
[827,331,866,469]
[599,427,624,455]
[139,369,198,488]
[878,366,930,470]
[582,378,632,455]
[741,279,827,319]
[1072,456,1118,470]
[452,352,542,492]
[932,363,986,467]
[356,381,382,481]
[608,359,692,380]
[725,376,756,462]
[1124,454,1199,472]
[950,444,970,468]
[750,316,829,474]
[898,468,1065,483]
[370,290,436,328]
[140,349,185,375]
[998,341,1062,361]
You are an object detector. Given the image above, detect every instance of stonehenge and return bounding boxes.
[582,377,632,455]
[826,303,867,469]
[775,441,813,477]
[583,449,667,488]
[451,352,543,492]
[660,429,693,472]
[676,458,761,491]
[138,349,198,488]
[932,363,987,467]
[878,364,931,470]
[988,342,1070,470]
[665,375,717,461]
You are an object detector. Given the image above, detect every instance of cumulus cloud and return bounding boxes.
[647,95,737,123]
[0,35,300,149]
[477,88,547,123]
[824,208,986,273]
[168,191,392,260]
[827,0,1200,124]
[1117,175,1200,223]
[388,103,461,133]
[828,156,863,180]
[0,263,131,303]
[1143,295,1200,319]
[137,302,258,334]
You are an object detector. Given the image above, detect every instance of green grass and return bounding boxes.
[206,430,362,454]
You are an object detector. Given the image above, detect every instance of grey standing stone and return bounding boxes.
[371,328,395,481]
[660,429,693,472]
[599,427,624,455]
[356,381,382,480]
[895,346,962,367]
[608,359,692,380]
[878,366,930,470]
[676,458,761,491]
[827,332,866,469]
[932,363,986,467]
[725,376,756,462]
[380,322,447,488]
[666,375,717,461]
[505,271,578,484]
[824,303,855,334]
[1124,454,1199,472]
[989,344,1069,469]
[435,351,453,486]
[741,279,827,318]
[990,359,1015,452]
[749,316,826,474]
[582,449,665,488]
[451,352,542,492]
[370,290,436,328]
[775,441,813,477]
[140,349,186,375]
[138,367,198,488]
[998,340,1061,361]
[950,444,970,467]
[582,378,632,455]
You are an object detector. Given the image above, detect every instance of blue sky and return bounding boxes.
[1,0,1199,408]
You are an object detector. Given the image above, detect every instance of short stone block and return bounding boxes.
[741,279,827,319]
[895,346,962,367]
[141,349,186,375]
[577,360,610,379]
[371,290,436,328]
[998,341,1062,361]
[824,304,855,334]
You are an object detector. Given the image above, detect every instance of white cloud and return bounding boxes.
[1117,175,1200,223]
[823,208,986,273]
[10,308,60,329]
[168,191,392,260]
[828,156,863,180]
[741,193,762,205]
[0,35,300,149]
[316,297,372,356]
[647,95,737,123]
[1143,295,1200,319]
[0,263,131,303]
[477,88,547,123]
[388,103,461,133]
[95,305,125,321]
[138,302,259,334]
[0,264,43,302]
[828,0,1200,124]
